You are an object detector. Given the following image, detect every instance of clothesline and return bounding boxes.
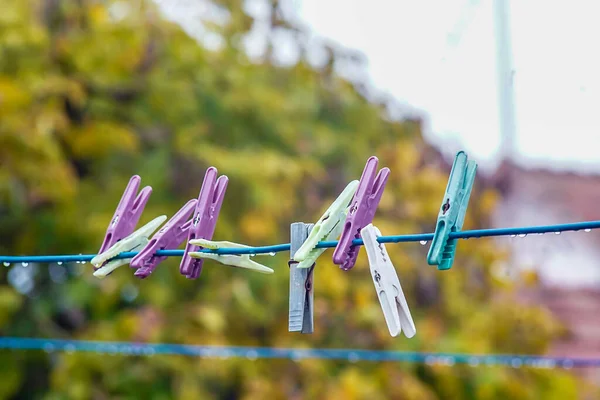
[1,220,598,264]
[0,337,597,368]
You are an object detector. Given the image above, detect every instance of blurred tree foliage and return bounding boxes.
[0,0,597,399]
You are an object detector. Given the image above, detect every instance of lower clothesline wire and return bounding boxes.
[0,337,596,368]
[0,220,598,264]
[2,222,599,366]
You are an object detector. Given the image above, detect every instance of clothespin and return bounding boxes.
[179,167,229,279]
[289,222,315,333]
[332,156,390,271]
[188,239,274,274]
[427,151,477,270]
[362,224,416,338]
[292,180,359,269]
[92,216,167,278]
[95,175,152,272]
[130,199,198,278]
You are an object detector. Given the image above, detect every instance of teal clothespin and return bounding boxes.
[427,151,477,270]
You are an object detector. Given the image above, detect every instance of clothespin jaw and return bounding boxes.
[362,224,416,338]
[130,199,198,278]
[92,215,167,278]
[96,175,152,269]
[180,167,229,280]
[293,180,359,269]
[427,151,477,270]
[189,239,274,274]
[332,156,390,271]
[289,222,315,333]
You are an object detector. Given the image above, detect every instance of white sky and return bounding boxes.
[297,0,600,171]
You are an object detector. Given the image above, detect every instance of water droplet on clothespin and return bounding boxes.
[518,234,527,238]
[585,228,592,233]
[57,261,63,265]
[554,231,561,235]
[22,262,29,267]
[80,261,87,265]
[419,240,428,246]
[268,252,276,256]
[3,262,10,267]
[249,253,256,257]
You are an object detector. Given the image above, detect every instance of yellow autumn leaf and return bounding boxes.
[68,121,139,158]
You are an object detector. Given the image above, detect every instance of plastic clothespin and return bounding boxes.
[179,167,229,280]
[427,151,477,271]
[92,215,167,278]
[289,222,315,333]
[188,240,274,274]
[129,199,198,278]
[293,180,359,268]
[333,156,390,271]
[95,175,152,271]
[362,224,416,338]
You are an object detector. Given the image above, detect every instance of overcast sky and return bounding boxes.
[152,0,600,171]
[298,0,600,171]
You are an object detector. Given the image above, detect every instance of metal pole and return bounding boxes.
[493,0,517,162]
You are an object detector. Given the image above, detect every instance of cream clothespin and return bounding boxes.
[362,224,416,338]
[92,216,167,278]
[293,180,359,268]
[189,239,274,274]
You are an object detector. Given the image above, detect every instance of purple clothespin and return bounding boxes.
[332,156,390,271]
[96,175,152,270]
[180,167,229,279]
[130,199,198,279]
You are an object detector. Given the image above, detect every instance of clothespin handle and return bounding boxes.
[426,151,477,270]
[332,156,389,271]
[130,199,197,278]
[98,175,152,255]
[289,222,315,334]
[179,167,229,279]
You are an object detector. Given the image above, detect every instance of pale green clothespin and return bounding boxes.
[427,151,477,270]
[189,239,274,274]
[92,215,168,278]
[293,180,359,269]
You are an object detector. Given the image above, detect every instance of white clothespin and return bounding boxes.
[92,215,167,278]
[362,224,416,338]
[189,239,274,274]
[293,180,359,268]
